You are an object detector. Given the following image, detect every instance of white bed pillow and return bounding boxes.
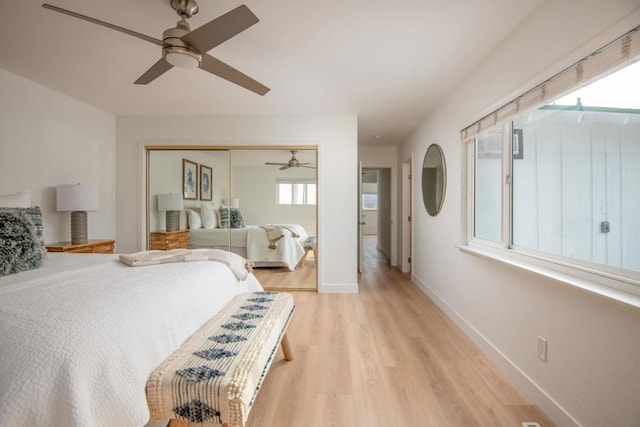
[185,209,202,229]
[0,190,31,208]
[200,202,219,229]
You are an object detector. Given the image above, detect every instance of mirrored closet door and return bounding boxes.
[146,147,317,291]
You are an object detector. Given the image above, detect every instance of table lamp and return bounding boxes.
[158,193,184,231]
[56,184,99,244]
[223,198,240,209]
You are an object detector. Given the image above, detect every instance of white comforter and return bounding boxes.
[0,253,262,427]
[246,224,307,271]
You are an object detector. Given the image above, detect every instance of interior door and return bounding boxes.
[402,159,412,273]
[358,161,364,273]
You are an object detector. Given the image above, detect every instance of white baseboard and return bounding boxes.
[411,274,581,427]
[318,282,358,293]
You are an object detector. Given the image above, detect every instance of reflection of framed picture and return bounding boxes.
[183,159,198,200]
[513,129,524,160]
[200,165,212,201]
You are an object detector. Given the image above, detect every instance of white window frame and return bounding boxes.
[276,178,316,206]
[460,26,640,308]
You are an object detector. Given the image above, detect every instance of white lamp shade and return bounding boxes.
[157,193,184,211]
[56,184,99,212]
[223,198,240,209]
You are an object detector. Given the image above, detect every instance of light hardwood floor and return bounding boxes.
[253,253,317,291]
[247,236,556,426]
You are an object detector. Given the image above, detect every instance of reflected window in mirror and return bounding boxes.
[362,193,377,210]
[277,178,316,205]
[422,144,447,216]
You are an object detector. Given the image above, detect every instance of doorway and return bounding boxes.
[360,167,392,268]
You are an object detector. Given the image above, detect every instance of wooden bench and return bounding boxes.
[146,291,294,427]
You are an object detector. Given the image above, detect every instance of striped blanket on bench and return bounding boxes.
[146,291,294,427]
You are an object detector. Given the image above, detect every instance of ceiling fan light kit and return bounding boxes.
[41,0,270,95]
[164,47,201,68]
[162,23,202,69]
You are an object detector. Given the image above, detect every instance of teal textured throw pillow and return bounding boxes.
[218,207,245,229]
[0,209,45,276]
[230,208,245,229]
[219,206,230,228]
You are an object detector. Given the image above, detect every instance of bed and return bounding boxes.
[0,252,263,426]
[185,206,308,271]
[189,224,308,271]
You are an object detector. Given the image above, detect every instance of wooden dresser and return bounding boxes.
[45,239,115,254]
[149,230,189,250]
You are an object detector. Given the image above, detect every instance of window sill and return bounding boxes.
[457,244,640,310]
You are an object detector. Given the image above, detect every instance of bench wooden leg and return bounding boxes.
[281,333,294,361]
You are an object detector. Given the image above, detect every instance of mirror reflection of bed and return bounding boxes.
[147,147,317,291]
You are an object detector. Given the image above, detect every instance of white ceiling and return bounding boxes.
[0,0,543,146]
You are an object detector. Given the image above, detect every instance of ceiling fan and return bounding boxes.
[265,151,316,170]
[41,0,269,95]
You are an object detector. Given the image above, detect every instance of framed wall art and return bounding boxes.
[200,164,213,201]
[182,159,198,200]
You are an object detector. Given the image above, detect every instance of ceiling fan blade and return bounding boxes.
[265,162,287,166]
[134,58,173,84]
[200,54,270,95]
[182,5,259,54]
[300,165,316,169]
[42,4,162,46]
[279,165,291,171]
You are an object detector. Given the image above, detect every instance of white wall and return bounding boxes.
[116,115,358,293]
[148,149,229,231]
[0,69,116,245]
[399,2,640,426]
[377,168,392,257]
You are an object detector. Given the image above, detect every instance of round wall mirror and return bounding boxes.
[421,144,447,216]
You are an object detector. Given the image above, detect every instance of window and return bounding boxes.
[474,128,503,242]
[463,26,640,299]
[362,193,377,210]
[277,178,316,206]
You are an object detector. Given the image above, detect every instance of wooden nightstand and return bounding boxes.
[45,239,115,254]
[149,230,189,250]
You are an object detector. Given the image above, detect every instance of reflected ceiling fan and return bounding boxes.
[265,151,316,170]
[41,0,269,95]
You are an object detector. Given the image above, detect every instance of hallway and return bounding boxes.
[362,235,389,268]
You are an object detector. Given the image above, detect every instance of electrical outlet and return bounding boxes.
[522,422,541,427]
[537,336,547,362]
